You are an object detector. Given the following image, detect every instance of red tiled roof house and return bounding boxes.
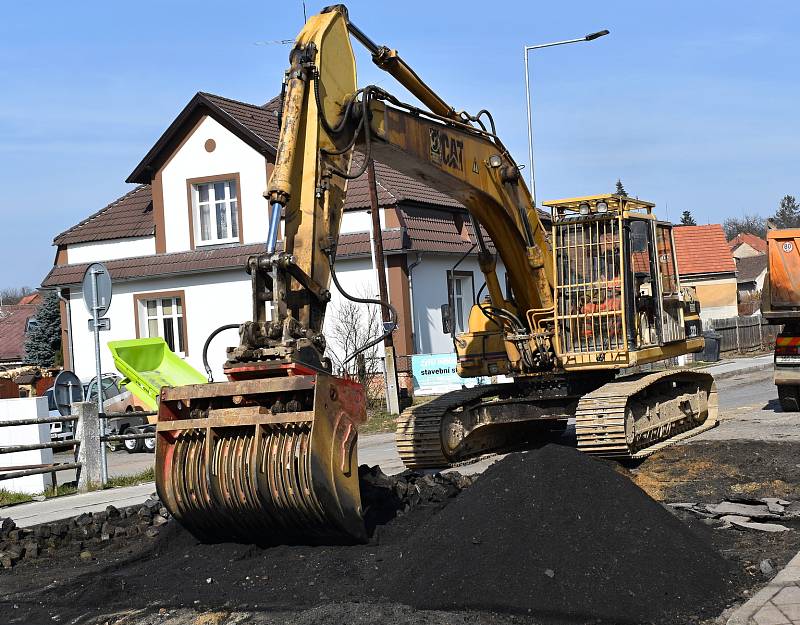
[729,232,768,259]
[673,225,738,320]
[43,93,520,394]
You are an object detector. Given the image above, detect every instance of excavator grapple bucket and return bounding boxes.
[155,367,367,544]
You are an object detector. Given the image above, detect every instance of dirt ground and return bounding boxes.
[2,439,800,625]
[626,440,800,575]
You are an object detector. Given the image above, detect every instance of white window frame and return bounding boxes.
[192,178,239,246]
[138,295,186,356]
[450,272,474,334]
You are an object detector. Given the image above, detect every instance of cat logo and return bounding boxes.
[429,127,464,171]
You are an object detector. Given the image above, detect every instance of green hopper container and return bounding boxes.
[107,338,207,411]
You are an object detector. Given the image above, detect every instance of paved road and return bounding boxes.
[52,447,154,486]
[695,369,800,442]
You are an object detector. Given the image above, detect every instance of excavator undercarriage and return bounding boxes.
[397,370,717,469]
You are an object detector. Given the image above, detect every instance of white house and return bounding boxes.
[43,92,513,397]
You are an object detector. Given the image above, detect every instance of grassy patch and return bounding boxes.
[0,490,34,506]
[362,409,397,435]
[0,469,154,507]
[0,483,77,507]
[104,466,155,489]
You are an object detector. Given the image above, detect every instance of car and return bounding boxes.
[84,374,154,454]
[44,386,81,442]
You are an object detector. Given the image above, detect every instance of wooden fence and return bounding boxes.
[704,315,781,353]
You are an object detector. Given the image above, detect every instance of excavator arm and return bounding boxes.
[258,4,555,376]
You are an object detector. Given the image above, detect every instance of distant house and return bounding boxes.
[41,92,521,396]
[729,232,767,259]
[673,224,739,321]
[0,302,39,369]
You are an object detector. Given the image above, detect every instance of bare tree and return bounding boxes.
[326,297,384,407]
[0,286,35,305]
[723,213,767,240]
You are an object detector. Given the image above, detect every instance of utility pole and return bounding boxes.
[367,160,401,415]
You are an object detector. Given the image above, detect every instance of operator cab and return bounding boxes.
[544,194,692,368]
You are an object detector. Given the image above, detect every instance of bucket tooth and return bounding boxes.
[155,371,367,544]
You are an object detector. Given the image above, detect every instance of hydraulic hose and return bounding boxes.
[202,324,240,382]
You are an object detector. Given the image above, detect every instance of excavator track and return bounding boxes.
[396,385,507,469]
[575,369,718,459]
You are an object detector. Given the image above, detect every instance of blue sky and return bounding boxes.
[1,1,798,288]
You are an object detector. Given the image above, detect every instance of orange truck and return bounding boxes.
[762,228,800,410]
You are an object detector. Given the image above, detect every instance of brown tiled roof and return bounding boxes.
[42,229,406,287]
[343,157,463,211]
[202,93,281,148]
[54,185,153,245]
[400,205,497,255]
[0,304,38,363]
[335,229,407,257]
[42,243,266,287]
[673,224,737,276]
[736,254,767,284]
[729,232,767,255]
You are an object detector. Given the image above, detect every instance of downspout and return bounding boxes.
[407,252,423,353]
[57,288,74,371]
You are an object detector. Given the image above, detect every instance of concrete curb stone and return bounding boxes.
[727,551,800,624]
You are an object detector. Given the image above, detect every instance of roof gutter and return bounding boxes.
[407,252,423,354]
[56,288,74,371]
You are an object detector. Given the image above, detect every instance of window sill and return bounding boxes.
[195,239,241,249]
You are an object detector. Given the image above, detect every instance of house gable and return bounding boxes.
[155,114,271,254]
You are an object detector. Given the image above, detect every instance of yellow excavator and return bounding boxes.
[154,5,717,543]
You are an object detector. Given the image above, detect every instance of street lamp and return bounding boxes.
[524,29,610,206]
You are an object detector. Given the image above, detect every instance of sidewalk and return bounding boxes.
[698,354,774,380]
[4,482,155,528]
[728,551,800,625]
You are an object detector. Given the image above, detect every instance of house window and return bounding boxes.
[193,179,239,244]
[136,294,186,355]
[447,271,474,334]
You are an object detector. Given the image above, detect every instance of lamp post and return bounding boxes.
[524,29,609,206]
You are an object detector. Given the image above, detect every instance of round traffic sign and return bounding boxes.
[82,263,112,317]
[52,370,84,416]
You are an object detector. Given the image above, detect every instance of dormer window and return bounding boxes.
[192,178,239,245]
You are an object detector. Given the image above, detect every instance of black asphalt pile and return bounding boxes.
[388,444,741,625]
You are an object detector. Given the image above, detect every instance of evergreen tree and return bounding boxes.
[23,291,62,367]
[679,210,697,226]
[772,195,800,229]
[615,179,627,197]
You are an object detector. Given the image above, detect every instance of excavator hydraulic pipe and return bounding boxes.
[266,202,282,254]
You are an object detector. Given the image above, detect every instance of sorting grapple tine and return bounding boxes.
[155,369,368,544]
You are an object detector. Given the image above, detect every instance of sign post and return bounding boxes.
[82,263,112,486]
